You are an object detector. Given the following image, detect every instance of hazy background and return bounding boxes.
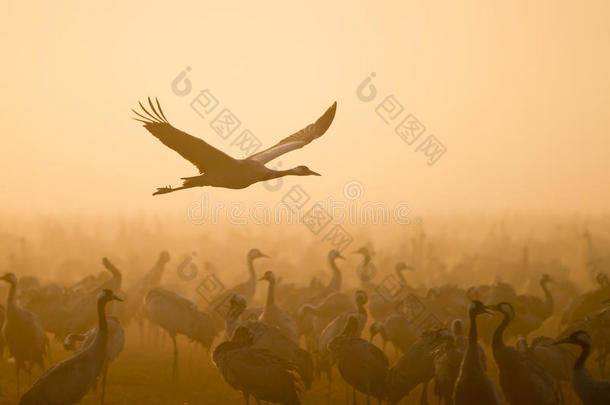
[0,0,608,218]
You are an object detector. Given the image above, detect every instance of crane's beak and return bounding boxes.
[336,254,346,260]
[259,253,269,258]
[482,305,494,315]
[602,298,610,305]
[310,170,321,176]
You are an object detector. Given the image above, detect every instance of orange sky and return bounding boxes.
[1,0,609,217]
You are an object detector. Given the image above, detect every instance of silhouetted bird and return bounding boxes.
[554,330,610,405]
[489,302,559,405]
[329,315,389,404]
[132,97,336,195]
[213,326,302,405]
[454,301,501,405]
[1,273,47,397]
[19,289,122,405]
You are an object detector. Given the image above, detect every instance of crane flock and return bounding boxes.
[1,244,610,405]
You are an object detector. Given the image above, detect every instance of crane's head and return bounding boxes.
[431,328,454,345]
[467,300,492,317]
[231,325,253,344]
[515,337,528,353]
[426,287,441,300]
[596,273,609,287]
[540,273,553,284]
[451,318,465,336]
[354,289,368,306]
[0,273,17,285]
[488,302,515,321]
[553,330,591,348]
[229,294,247,317]
[248,248,268,261]
[395,262,411,273]
[328,249,345,262]
[97,289,123,303]
[258,270,275,283]
[159,250,171,264]
[291,165,321,176]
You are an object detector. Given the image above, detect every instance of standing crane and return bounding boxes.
[489,302,559,405]
[1,273,47,397]
[144,287,218,380]
[225,294,314,389]
[63,316,125,405]
[329,315,389,404]
[213,325,302,405]
[19,289,123,405]
[454,301,501,405]
[554,330,610,405]
[258,271,298,342]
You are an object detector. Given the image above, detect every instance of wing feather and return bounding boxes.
[132,98,237,173]
[247,101,337,164]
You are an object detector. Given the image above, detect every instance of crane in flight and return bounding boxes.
[132,97,337,195]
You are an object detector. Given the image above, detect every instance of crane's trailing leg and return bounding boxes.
[153,185,190,196]
[171,333,179,382]
[15,361,21,399]
[420,381,429,405]
[100,364,108,405]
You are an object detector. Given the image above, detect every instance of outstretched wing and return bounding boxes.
[132,97,237,173]
[247,101,337,164]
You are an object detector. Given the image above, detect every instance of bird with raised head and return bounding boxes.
[19,289,123,405]
[213,325,302,405]
[454,301,501,405]
[554,330,610,405]
[258,271,298,342]
[489,302,559,405]
[329,315,389,404]
[0,272,47,398]
[132,97,336,195]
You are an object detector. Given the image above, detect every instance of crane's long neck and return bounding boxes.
[247,257,256,282]
[574,341,591,370]
[6,279,16,308]
[357,300,367,320]
[465,311,482,366]
[97,298,109,335]
[396,268,407,287]
[468,311,479,345]
[492,312,510,351]
[328,257,342,290]
[263,168,302,180]
[150,258,167,284]
[540,280,553,315]
[265,279,275,307]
